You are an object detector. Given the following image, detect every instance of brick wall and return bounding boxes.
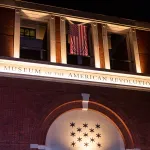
[0,76,150,150]
[0,7,14,57]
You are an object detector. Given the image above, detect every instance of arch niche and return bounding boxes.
[46,109,125,150]
[37,100,135,150]
[38,101,134,150]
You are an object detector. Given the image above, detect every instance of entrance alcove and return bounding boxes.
[45,109,125,150]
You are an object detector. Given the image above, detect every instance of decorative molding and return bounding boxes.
[1,58,150,91]
[60,17,67,64]
[81,93,90,101]
[30,144,46,150]
[102,24,110,69]
[30,144,38,148]
[91,23,100,68]
[2,0,150,31]
[81,93,90,110]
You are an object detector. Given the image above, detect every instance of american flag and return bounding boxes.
[70,24,88,56]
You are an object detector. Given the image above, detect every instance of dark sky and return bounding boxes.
[24,0,150,22]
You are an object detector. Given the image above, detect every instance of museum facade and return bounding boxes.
[0,0,150,150]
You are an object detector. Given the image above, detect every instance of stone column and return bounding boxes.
[91,23,100,68]
[14,9,20,58]
[129,28,141,73]
[48,16,56,63]
[60,17,67,64]
[102,24,110,69]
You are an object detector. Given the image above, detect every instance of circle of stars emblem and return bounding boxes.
[69,122,102,148]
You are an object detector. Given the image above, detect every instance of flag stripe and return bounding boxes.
[70,24,88,56]
[80,25,84,55]
[84,26,88,56]
[79,25,82,55]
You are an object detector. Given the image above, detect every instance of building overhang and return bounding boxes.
[0,0,150,31]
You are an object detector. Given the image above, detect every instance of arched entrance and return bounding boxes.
[45,109,125,150]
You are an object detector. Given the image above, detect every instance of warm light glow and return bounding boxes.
[136,65,141,73]
[0,59,150,90]
[82,101,88,111]
[91,23,101,68]
[49,16,56,63]
[129,29,142,73]
[102,25,110,69]
[107,24,130,34]
[60,18,67,64]
[14,9,20,58]
[66,17,91,23]
[21,9,49,20]
[82,108,88,111]
[45,110,125,150]
[134,50,141,73]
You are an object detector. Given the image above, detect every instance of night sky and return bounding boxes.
[24,0,150,22]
